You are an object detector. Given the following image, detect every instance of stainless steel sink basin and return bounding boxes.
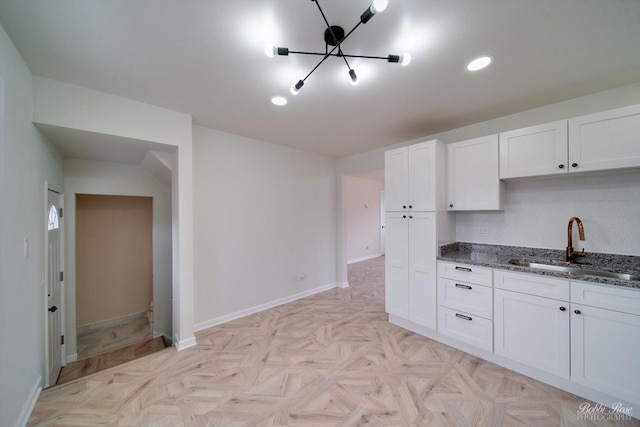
[508,259,640,282]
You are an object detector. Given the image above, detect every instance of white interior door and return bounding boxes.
[380,190,385,254]
[46,189,63,386]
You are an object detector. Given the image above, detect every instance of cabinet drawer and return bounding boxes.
[571,281,640,316]
[494,270,569,301]
[437,307,493,352]
[438,262,492,286]
[438,278,493,319]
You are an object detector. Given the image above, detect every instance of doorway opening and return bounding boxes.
[74,194,155,359]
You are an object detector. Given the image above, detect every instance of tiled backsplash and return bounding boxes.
[455,171,640,256]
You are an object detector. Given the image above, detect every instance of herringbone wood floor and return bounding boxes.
[29,257,639,426]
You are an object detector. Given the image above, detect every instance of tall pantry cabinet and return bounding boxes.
[384,140,453,329]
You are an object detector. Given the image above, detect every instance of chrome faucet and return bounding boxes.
[566,217,586,262]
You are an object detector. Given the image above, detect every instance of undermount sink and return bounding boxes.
[507,259,640,282]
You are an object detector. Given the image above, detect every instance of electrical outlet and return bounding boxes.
[476,227,490,235]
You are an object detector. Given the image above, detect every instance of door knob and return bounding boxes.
[48,306,58,313]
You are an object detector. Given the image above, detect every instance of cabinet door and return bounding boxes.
[499,120,568,178]
[409,212,437,329]
[571,304,640,407]
[385,147,408,211]
[384,212,409,318]
[494,289,570,378]
[569,104,640,173]
[408,142,436,211]
[447,135,503,211]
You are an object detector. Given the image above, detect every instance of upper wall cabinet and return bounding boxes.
[447,135,503,211]
[569,104,640,173]
[385,140,446,212]
[499,104,640,179]
[499,120,568,179]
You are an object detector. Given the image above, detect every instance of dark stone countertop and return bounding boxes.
[437,242,640,289]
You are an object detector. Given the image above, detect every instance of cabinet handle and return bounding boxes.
[455,313,472,321]
[455,283,472,290]
[403,205,407,209]
[574,309,582,315]
[409,205,413,209]
[571,163,578,168]
[455,266,472,272]
[558,164,565,169]
[409,215,413,219]
[449,204,454,208]
[559,306,566,311]
[402,215,407,219]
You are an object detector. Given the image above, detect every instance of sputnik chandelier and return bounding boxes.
[265,0,410,95]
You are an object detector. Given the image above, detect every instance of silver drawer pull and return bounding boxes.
[455,313,472,321]
[455,266,472,272]
[455,283,472,290]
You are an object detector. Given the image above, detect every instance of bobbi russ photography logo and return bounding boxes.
[576,402,633,421]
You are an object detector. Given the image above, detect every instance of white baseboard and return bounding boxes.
[347,253,383,265]
[14,375,42,427]
[338,282,349,288]
[65,353,78,363]
[174,335,197,351]
[194,282,340,333]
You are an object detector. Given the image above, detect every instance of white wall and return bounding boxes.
[63,159,173,357]
[192,126,337,328]
[337,83,640,257]
[344,176,385,263]
[0,24,64,426]
[31,77,196,349]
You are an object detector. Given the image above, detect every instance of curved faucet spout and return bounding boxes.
[566,217,586,262]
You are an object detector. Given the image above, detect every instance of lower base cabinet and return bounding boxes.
[438,306,493,351]
[494,289,570,379]
[571,281,640,407]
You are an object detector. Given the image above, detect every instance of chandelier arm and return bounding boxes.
[288,51,394,61]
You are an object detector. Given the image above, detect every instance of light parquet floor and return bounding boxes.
[29,256,639,426]
[56,336,167,386]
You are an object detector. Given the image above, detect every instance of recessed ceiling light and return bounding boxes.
[271,96,287,106]
[466,56,493,71]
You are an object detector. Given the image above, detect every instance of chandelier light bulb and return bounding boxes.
[400,53,412,67]
[265,44,276,58]
[372,0,388,13]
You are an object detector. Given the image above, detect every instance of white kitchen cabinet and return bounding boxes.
[384,211,409,319]
[437,261,493,350]
[494,270,570,378]
[409,212,438,329]
[571,281,640,407]
[385,140,445,212]
[438,306,493,352]
[447,134,503,211]
[498,104,640,179]
[385,211,438,328]
[384,140,451,329]
[499,120,568,179]
[494,288,570,379]
[569,104,640,173]
[384,147,408,212]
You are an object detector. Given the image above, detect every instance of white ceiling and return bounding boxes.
[2,0,640,159]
